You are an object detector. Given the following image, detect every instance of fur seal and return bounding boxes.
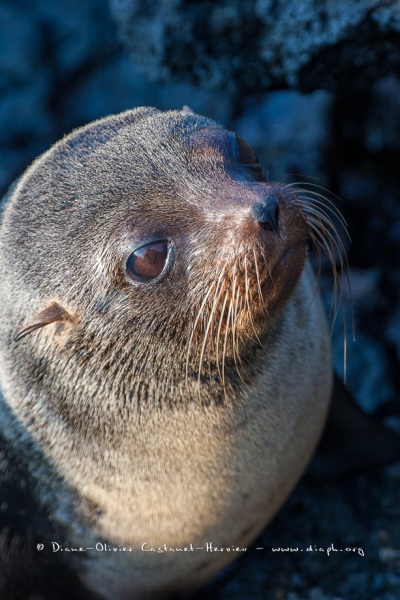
[0,107,335,599]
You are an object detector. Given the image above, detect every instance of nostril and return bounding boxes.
[252,195,279,234]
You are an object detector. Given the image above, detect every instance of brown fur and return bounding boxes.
[0,108,332,599]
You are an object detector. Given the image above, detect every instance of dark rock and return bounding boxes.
[111,0,400,94]
[0,0,121,196]
[365,76,400,153]
[235,90,332,181]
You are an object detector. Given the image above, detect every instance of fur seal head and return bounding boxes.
[0,108,339,599]
[0,108,310,426]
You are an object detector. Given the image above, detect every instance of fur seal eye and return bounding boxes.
[235,135,261,170]
[126,241,170,283]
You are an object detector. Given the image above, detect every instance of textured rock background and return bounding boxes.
[0,0,399,598]
[111,0,400,92]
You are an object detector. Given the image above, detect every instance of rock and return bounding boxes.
[111,0,400,93]
[235,89,332,180]
[0,0,121,197]
[365,76,400,153]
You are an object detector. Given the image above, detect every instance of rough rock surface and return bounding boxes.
[111,0,400,93]
[194,465,400,600]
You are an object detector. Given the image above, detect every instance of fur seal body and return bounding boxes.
[0,108,332,599]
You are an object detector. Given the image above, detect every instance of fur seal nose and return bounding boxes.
[252,195,279,233]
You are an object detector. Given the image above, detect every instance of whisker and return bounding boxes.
[197,267,227,388]
[217,290,229,388]
[288,178,344,206]
[222,291,234,395]
[244,256,263,347]
[229,275,242,378]
[252,248,265,305]
[185,281,216,386]
[299,200,349,261]
[293,186,354,381]
[291,186,349,234]
[307,219,342,320]
[231,276,247,385]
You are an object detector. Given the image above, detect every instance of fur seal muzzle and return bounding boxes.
[0,107,335,599]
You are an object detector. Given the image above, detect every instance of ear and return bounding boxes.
[182,105,195,115]
[14,302,73,342]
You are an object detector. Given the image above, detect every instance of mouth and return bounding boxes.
[272,247,296,273]
[256,242,307,311]
[262,241,307,282]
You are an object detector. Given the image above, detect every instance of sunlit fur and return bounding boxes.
[184,183,349,392]
[0,108,337,600]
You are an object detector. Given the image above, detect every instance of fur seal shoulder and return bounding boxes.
[0,107,333,599]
